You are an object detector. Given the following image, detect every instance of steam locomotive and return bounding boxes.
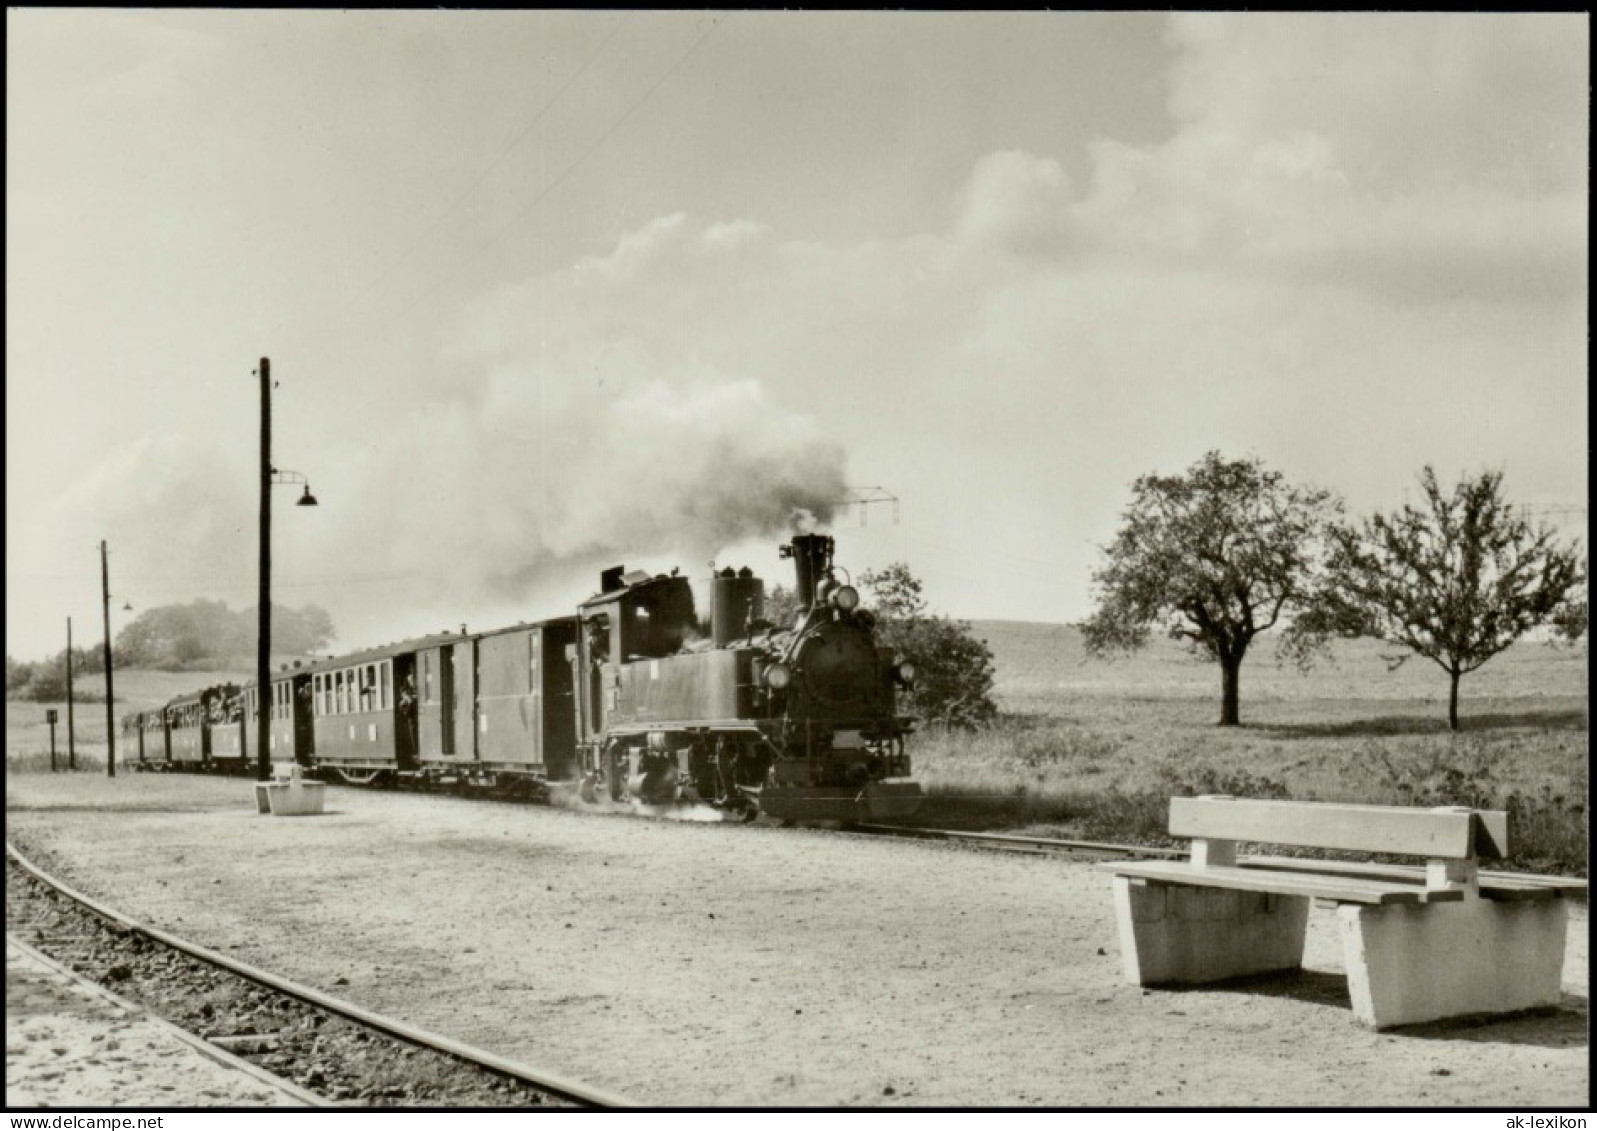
[119,535,922,823]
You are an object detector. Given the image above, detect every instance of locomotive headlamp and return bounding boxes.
[893,661,917,687]
[832,585,860,611]
[765,662,793,690]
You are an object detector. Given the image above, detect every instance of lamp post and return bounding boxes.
[256,357,319,782]
[66,617,76,770]
[101,540,117,778]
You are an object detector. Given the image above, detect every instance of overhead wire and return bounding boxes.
[335,13,725,357]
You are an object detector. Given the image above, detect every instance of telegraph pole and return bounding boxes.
[66,617,77,769]
[251,357,317,781]
[102,540,115,778]
[258,357,272,782]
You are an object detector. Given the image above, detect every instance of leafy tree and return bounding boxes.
[1082,451,1340,726]
[7,654,37,695]
[1290,467,1586,731]
[114,599,335,669]
[861,562,997,729]
[763,583,802,628]
[5,648,106,703]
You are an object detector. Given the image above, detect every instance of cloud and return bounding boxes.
[12,14,1582,657]
[14,435,254,621]
[957,150,1074,255]
[1065,14,1587,302]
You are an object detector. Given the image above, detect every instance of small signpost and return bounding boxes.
[46,709,59,772]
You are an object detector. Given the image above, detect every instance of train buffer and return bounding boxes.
[1101,796,1586,1029]
[254,762,327,817]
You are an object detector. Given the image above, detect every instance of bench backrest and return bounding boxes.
[1170,796,1508,861]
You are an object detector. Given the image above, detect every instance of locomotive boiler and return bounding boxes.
[572,534,922,823]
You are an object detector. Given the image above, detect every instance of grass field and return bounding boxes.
[911,623,1588,873]
[7,628,1587,872]
[6,666,253,774]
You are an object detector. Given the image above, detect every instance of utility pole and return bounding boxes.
[47,709,58,772]
[102,540,115,778]
[253,357,317,782]
[258,357,272,783]
[66,617,77,770]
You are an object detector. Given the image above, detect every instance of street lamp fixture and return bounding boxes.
[271,468,319,508]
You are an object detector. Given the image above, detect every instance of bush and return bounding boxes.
[862,563,997,730]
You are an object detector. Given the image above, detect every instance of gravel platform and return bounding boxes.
[5,772,1588,1108]
[6,936,308,1108]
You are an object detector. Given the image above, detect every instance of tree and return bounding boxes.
[763,583,802,628]
[5,655,33,695]
[861,562,997,729]
[114,599,336,669]
[1082,451,1340,726]
[1290,467,1586,731]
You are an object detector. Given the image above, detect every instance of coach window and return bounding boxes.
[380,661,391,711]
[422,652,434,704]
[365,664,377,711]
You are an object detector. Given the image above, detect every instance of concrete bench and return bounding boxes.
[253,762,326,817]
[1102,796,1585,1029]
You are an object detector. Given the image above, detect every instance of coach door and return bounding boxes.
[418,647,446,760]
[451,639,478,762]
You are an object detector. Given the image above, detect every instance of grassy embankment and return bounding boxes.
[910,623,1587,874]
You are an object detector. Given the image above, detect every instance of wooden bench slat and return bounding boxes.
[1237,855,1587,901]
[1102,860,1466,905]
[1170,797,1508,859]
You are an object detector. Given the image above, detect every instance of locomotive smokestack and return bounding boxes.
[782,533,835,610]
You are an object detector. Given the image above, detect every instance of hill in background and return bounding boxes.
[969,620,1588,716]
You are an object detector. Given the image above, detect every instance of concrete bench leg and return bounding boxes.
[1338,898,1568,1029]
[1113,877,1310,985]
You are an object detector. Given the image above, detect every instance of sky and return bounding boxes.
[6,11,1588,660]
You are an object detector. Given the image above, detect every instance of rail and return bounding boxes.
[852,823,1183,859]
[6,841,635,1108]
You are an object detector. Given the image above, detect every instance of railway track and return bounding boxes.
[6,842,633,1109]
[851,823,1182,859]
